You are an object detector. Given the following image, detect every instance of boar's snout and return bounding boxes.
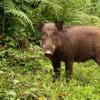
[43,44,55,57]
[44,50,53,57]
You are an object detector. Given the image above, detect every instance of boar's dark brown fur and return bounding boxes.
[37,21,100,81]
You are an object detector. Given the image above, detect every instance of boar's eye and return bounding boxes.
[42,33,48,39]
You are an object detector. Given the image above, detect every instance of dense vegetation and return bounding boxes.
[0,0,100,99]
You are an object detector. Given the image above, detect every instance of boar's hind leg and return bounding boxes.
[65,60,73,82]
[95,48,100,66]
[51,59,61,81]
[95,56,100,66]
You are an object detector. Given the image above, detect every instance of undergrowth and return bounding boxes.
[0,44,100,100]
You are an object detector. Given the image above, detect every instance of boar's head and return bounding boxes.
[37,21,63,57]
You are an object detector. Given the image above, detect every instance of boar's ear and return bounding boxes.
[55,21,63,31]
[36,22,44,32]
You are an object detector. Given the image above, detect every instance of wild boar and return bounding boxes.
[37,21,100,81]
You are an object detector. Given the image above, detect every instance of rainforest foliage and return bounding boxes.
[0,0,100,99]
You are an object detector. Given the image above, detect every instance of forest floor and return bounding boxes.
[0,44,100,100]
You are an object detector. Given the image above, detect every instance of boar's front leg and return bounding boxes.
[65,60,73,82]
[51,59,61,81]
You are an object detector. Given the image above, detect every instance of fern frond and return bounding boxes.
[4,0,35,32]
[33,0,63,9]
[0,1,4,8]
[72,12,100,26]
[33,0,63,18]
